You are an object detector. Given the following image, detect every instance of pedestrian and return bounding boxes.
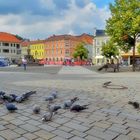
[22,58,27,70]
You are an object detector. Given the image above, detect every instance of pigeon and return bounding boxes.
[15,96,24,103]
[70,104,88,112]
[50,91,57,99]
[63,97,79,109]
[103,81,111,86]
[33,105,40,114]
[45,95,54,103]
[42,111,53,122]
[128,101,139,109]
[6,103,18,112]
[48,104,61,113]
[21,91,36,101]
[1,95,14,102]
[0,91,6,97]
[15,91,36,103]
[9,94,18,102]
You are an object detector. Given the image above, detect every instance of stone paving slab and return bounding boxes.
[0,66,140,139]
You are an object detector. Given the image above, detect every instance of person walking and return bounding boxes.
[22,58,27,70]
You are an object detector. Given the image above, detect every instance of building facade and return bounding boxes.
[30,40,46,60]
[93,30,110,65]
[21,41,30,58]
[0,32,21,62]
[121,36,140,65]
[45,34,93,61]
[93,29,140,65]
[45,35,81,61]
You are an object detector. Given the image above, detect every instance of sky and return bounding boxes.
[0,0,114,40]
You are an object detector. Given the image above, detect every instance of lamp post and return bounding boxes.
[93,28,96,65]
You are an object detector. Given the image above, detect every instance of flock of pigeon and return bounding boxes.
[0,90,89,122]
[42,90,89,121]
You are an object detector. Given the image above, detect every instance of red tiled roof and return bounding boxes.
[77,33,93,44]
[46,34,93,44]
[46,34,80,41]
[21,41,30,47]
[0,32,21,43]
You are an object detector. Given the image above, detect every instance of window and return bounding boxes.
[17,50,21,54]
[16,44,20,49]
[97,48,100,55]
[3,49,9,53]
[65,50,69,54]
[2,43,9,46]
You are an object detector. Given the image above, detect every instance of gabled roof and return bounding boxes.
[0,32,21,43]
[46,34,79,41]
[21,41,30,47]
[77,33,93,44]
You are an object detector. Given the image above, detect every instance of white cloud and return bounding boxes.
[0,0,111,39]
[40,0,56,10]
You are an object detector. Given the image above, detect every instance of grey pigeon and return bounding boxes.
[33,105,40,114]
[0,91,6,97]
[6,103,18,112]
[45,95,54,103]
[48,104,61,113]
[70,104,88,112]
[15,96,23,103]
[15,91,36,103]
[63,97,79,109]
[50,90,57,99]
[21,91,36,101]
[9,94,18,102]
[42,111,53,121]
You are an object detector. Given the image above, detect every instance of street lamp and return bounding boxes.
[93,27,96,64]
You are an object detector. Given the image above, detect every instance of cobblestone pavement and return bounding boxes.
[0,66,140,140]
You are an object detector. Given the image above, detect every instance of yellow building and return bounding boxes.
[30,40,46,60]
[121,38,140,65]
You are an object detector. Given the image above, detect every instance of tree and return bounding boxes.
[137,43,140,54]
[101,40,119,59]
[73,43,88,60]
[106,0,140,71]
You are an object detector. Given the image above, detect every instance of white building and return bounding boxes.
[0,32,21,62]
[93,29,110,65]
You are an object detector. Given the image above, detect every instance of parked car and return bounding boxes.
[0,57,10,67]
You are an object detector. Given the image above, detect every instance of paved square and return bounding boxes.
[0,66,140,140]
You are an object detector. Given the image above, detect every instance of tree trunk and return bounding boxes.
[132,38,136,71]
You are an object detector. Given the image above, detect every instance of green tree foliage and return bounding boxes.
[137,43,140,54]
[73,43,88,60]
[106,0,140,70]
[101,40,119,59]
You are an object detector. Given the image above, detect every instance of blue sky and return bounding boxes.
[0,0,114,40]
